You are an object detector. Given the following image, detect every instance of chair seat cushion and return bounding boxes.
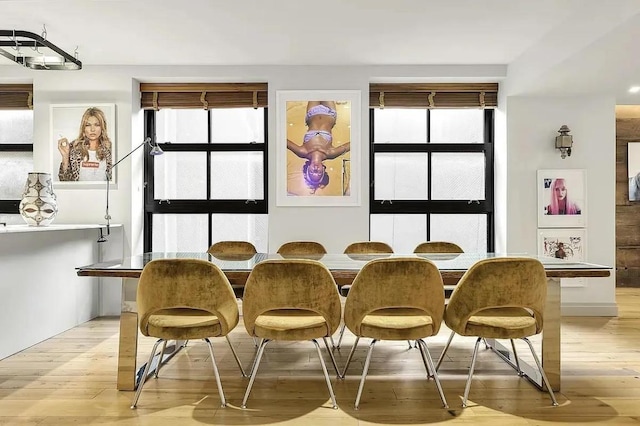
[359,308,436,341]
[145,308,222,340]
[254,309,329,341]
[463,307,537,339]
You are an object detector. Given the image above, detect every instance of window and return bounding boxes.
[0,85,34,224]
[370,102,495,253]
[143,95,268,252]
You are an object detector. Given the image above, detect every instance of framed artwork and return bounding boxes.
[50,103,116,187]
[537,169,586,228]
[276,90,360,206]
[538,228,586,287]
[627,142,640,201]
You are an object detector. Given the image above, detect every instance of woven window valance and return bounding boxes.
[140,83,268,110]
[0,84,33,110]
[370,83,498,109]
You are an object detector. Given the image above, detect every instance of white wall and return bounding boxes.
[0,63,616,315]
[506,96,617,315]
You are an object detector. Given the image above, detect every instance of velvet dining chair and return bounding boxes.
[131,258,246,409]
[241,258,342,409]
[436,257,558,407]
[341,257,448,409]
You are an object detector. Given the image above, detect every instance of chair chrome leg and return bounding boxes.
[252,336,258,348]
[340,336,359,379]
[225,335,247,377]
[329,335,336,348]
[247,338,265,378]
[154,340,168,378]
[354,339,377,410]
[462,337,482,407]
[407,340,414,349]
[417,339,433,378]
[436,331,455,371]
[204,337,226,408]
[336,323,347,349]
[312,339,339,409]
[241,338,269,408]
[131,339,163,409]
[482,337,491,350]
[323,337,341,377]
[522,337,559,406]
[510,339,523,376]
[417,339,448,408]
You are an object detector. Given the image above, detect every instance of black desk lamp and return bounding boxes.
[98,137,163,242]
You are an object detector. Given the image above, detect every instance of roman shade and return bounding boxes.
[140,83,268,110]
[0,84,33,110]
[369,83,498,108]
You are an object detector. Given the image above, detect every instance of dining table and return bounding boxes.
[76,251,611,392]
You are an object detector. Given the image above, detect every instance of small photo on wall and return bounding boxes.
[537,169,586,228]
[538,228,586,287]
[627,142,640,201]
[50,103,116,186]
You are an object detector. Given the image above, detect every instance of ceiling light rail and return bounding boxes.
[0,27,82,70]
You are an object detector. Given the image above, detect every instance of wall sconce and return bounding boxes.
[555,125,573,159]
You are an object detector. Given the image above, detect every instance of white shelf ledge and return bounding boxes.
[0,223,121,234]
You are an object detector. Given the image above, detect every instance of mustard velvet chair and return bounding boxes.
[276,241,327,256]
[437,257,558,407]
[208,240,257,257]
[241,259,342,409]
[414,241,464,298]
[414,241,464,254]
[336,241,394,349]
[341,257,448,409]
[131,258,246,409]
[208,240,258,298]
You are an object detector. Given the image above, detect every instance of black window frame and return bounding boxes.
[369,108,495,252]
[143,108,269,252]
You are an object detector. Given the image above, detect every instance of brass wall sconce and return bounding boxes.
[555,125,573,159]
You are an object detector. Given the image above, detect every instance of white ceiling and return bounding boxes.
[1,0,640,102]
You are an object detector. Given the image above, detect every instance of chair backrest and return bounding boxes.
[414,241,464,254]
[344,257,445,337]
[446,257,547,333]
[242,259,341,337]
[207,241,257,260]
[137,258,239,337]
[344,241,393,254]
[277,241,327,255]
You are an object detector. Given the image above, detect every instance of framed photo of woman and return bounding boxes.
[276,90,361,206]
[537,169,586,228]
[50,103,116,187]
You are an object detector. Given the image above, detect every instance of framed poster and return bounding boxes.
[537,169,586,228]
[276,90,360,206]
[50,103,116,187]
[538,228,586,287]
[627,142,640,201]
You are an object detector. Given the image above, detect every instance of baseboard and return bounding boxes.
[561,302,618,316]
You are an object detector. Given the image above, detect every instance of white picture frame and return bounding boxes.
[537,169,586,228]
[538,228,586,287]
[276,90,361,206]
[50,103,116,187]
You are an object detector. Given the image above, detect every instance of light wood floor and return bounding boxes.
[1,288,639,425]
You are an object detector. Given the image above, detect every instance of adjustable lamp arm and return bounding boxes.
[101,137,161,242]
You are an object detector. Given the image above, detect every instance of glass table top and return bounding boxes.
[78,252,611,273]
